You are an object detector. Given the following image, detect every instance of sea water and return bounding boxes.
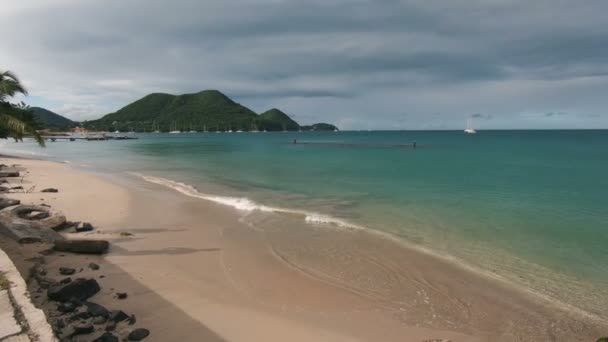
[3,130,607,317]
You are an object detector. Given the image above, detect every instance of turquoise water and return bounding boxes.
[3,130,608,316]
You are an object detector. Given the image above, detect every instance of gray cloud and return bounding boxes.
[2,0,608,129]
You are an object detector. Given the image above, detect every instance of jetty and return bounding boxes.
[42,134,138,142]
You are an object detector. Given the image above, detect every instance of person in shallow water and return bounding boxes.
[413,141,416,149]
[293,139,297,144]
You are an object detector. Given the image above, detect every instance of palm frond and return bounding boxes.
[0,113,45,147]
[0,70,28,98]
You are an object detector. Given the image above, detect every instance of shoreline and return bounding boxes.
[0,154,606,341]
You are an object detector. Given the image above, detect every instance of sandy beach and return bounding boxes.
[0,155,606,342]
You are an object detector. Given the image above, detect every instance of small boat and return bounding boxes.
[169,130,181,134]
[464,117,477,134]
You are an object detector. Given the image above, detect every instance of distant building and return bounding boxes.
[71,127,89,133]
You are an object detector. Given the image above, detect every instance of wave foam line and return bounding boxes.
[130,172,363,230]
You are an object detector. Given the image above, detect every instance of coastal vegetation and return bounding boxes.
[300,123,338,131]
[30,107,76,131]
[0,70,44,146]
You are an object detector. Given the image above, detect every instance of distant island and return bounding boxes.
[64,90,340,132]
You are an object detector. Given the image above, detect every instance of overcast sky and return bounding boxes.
[2,0,608,129]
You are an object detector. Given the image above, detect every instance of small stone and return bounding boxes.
[76,222,94,233]
[72,322,94,335]
[127,328,150,341]
[57,301,76,313]
[39,269,48,276]
[59,267,76,275]
[59,277,72,284]
[108,310,129,322]
[116,292,127,299]
[86,302,109,317]
[89,262,100,270]
[41,188,59,193]
[92,315,108,325]
[120,232,133,236]
[128,314,136,325]
[93,332,119,342]
[47,278,101,302]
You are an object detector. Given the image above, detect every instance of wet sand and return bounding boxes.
[1,156,606,341]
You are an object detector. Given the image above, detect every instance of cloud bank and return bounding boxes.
[2,0,608,129]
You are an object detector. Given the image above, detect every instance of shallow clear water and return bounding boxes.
[3,130,608,316]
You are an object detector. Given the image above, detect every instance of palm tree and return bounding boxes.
[0,70,44,146]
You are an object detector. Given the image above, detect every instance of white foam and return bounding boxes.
[130,172,362,230]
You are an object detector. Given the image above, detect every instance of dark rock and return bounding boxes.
[35,276,56,289]
[93,332,119,342]
[108,310,129,323]
[57,301,77,313]
[39,269,48,276]
[39,249,54,256]
[120,232,133,236]
[53,239,109,254]
[71,322,94,335]
[128,314,136,325]
[40,203,51,207]
[59,267,76,275]
[86,302,109,317]
[76,222,94,233]
[47,278,100,302]
[0,171,20,177]
[116,292,127,299]
[41,188,59,193]
[92,315,108,325]
[0,198,20,209]
[89,262,100,270]
[59,277,72,284]
[11,186,23,190]
[127,328,150,341]
[71,311,91,320]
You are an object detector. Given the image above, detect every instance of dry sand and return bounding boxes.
[1,156,606,341]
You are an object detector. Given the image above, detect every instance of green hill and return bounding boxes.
[258,108,300,131]
[300,123,338,131]
[85,90,259,132]
[30,107,76,129]
[84,89,338,132]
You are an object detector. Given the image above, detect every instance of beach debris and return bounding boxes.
[59,267,76,275]
[89,262,100,270]
[47,278,100,302]
[128,314,137,325]
[0,198,20,209]
[0,171,20,177]
[0,186,9,192]
[41,187,59,193]
[93,332,119,342]
[0,204,66,243]
[120,231,133,236]
[10,185,23,190]
[127,328,150,341]
[53,239,110,254]
[115,292,128,299]
[596,338,608,342]
[108,310,130,323]
[76,222,94,232]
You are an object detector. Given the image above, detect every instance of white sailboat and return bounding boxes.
[464,117,477,134]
